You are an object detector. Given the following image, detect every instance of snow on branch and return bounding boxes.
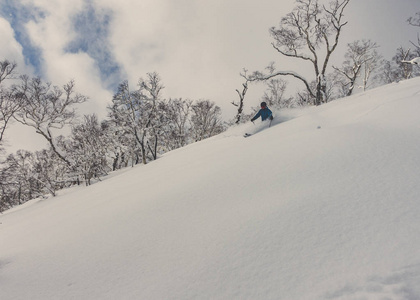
[243,67,315,99]
[401,57,420,65]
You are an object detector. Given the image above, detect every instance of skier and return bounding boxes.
[244,102,274,138]
[251,102,273,123]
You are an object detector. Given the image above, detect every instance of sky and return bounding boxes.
[0,0,419,152]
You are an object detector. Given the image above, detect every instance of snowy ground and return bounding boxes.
[1,78,420,299]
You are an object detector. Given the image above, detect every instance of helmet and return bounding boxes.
[260,102,267,108]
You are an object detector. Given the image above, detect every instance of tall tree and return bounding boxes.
[101,119,137,170]
[190,100,225,141]
[261,78,296,109]
[108,81,143,164]
[0,59,16,83]
[13,76,87,166]
[246,0,350,105]
[138,73,165,161]
[378,47,420,84]
[160,98,192,150]
[1,150,35,206]
[108,73,164,165]
[232,74,249,124]
[31,148,68,196]
[0,60,20,149]
[408,11,420,52]
[393,47,419,80]
[333,40,381,96]
[69,114,109,185]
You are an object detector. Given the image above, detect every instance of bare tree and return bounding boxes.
[232,69,249,124]
[0,60,20,148]
[1,150,35,206]
[31,148,69,196]
[245,0,350,105]
[101,118,137,170]
[108,73,164,165]
[333,40,381,96]
[69,114,109,185]
[138,73,165,161]
[394,47,418,79]
[378,60,398,84]
[190,100,225,141]
[0,90,21,149]
[0,59,17,84]
[108,81,144,164]
[13,76,87,166]
[361,48,383,91]
[408,12,420,52]
[161,98,193,150]
[378,47,420,84]
[408,12,420,27]
[233,81,248,124]
[262,78,297,108]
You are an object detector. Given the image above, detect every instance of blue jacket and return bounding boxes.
[251,107,273,122]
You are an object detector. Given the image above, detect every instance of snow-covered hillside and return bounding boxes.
[1,78,420,299]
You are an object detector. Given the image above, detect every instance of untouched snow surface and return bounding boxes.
[1,78,420,299]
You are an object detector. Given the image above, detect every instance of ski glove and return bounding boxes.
[270,115,274,120]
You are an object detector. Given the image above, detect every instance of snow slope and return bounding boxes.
[1,78,420,299]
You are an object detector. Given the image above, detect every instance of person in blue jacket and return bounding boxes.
[251,102,273,122]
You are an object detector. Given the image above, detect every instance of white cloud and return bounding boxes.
[91,0,298,119]
[1,0,112,154]
[0,17,33,76]
[96,0,168,80]
[0,18,23,59]
[22,0,112,118]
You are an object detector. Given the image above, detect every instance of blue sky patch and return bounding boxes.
[0,0,45,75]
[65,1,122,90]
